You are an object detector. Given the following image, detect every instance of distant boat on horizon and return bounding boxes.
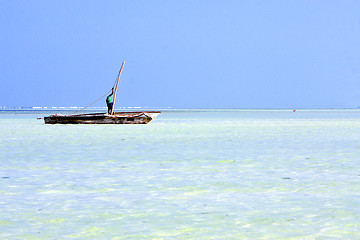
[41,61,161,124]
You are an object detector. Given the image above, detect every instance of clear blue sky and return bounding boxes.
[1,1,359,109]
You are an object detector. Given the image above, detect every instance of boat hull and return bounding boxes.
[44,111,161,124]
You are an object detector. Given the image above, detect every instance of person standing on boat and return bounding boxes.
[106,88,114,114]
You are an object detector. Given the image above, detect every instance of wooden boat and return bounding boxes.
[42,61,161,124]
[44,111,161,124]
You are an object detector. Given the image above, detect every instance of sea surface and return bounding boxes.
[1,109,360,239]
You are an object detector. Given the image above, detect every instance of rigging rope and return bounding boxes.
[67,72,120,116]
[112,72,118,89]
[67,89,112,116]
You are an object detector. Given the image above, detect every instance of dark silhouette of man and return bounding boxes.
[106,88,114,114]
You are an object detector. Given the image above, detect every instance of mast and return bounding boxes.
[111,61,125,115]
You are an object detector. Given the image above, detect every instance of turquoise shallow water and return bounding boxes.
[1,110,360,239]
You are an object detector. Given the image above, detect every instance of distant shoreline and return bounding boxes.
[1,107,359,112]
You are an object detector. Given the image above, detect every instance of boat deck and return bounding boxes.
[44,111,161,124]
